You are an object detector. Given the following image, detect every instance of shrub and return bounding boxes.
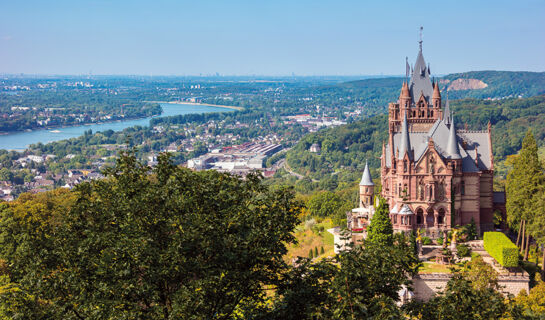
[320,246,324,254]
[422,236,432,245]
[437,237,443,245]
[305,218,316,230]
[483,232,518,267]
[456,244,471,258]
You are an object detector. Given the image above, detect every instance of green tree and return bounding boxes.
[507,130,545,260]
[306,190,342,218]
[0,153,302,319]
[314,247,318,257]
[258,235,419,320]
[366,197,393,247]
[404,273,507,320]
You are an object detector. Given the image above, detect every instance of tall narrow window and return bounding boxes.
[461,181,466,195]
[403,160,408,172]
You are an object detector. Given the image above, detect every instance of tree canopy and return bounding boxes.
[0,152,302,319]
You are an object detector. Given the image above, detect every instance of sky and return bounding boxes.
[0,0,544,76]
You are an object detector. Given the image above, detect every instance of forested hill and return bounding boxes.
[285,95,545,184]
[332,71,545,113]
[442,71,545,100]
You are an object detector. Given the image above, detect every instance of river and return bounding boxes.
[0,103,233,150]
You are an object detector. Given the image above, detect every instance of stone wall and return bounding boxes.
[411,272,529,301]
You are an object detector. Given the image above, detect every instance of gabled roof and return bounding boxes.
[398,204,414,215]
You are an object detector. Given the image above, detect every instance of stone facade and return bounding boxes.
[374,42,505,237]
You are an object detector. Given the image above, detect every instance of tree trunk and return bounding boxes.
[542,246,545,278]
[524,234,530,261]
[516,220,523,247]
[520,220,526,254]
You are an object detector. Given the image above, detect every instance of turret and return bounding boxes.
[446,116,462,160]
[359,161,374,207]
[399,81,411,109]
[432,81,441,109]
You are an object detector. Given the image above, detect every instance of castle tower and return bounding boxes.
[380,34,500,236]
[359,161,374,207]
[388,38,442,134]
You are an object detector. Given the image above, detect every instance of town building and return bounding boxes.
[364,40,505,237]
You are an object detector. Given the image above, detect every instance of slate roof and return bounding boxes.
[408,47,433,103]
[360,161,374,186]
[385,118,492,172]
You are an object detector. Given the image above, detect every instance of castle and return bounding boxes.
[350,40,506,237]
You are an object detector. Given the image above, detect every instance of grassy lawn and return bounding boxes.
[285,218,336,262]
[419,262,453,274]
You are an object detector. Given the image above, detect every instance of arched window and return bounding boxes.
[416,208,424,225]
[438,208,445,225]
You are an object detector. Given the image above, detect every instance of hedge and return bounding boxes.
[483,232,519,267]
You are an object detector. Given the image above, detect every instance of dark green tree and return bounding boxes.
[0,152,302,319]
[366,197,393,247]
[507,130,545,260]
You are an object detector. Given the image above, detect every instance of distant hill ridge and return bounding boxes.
[341,70,545,101]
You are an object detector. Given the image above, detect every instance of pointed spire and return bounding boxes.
[398,114,412,160]
[400,81,410,99]
[433,80,441,99]
[360,161,374,186]
[446,116,462,159]
[443,99,451,126]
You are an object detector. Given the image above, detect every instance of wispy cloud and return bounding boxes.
[2,36,13,41]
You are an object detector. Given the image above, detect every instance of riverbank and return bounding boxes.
[0,114,160,136]
[145,101,243,111]
[0,103,233,150]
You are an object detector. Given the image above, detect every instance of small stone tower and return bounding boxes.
[359,161,375,207]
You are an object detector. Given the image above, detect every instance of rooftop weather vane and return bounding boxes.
[419,26,423,51]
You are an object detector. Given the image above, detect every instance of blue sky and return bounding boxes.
[0,0,543,76]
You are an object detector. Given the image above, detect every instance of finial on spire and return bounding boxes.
[419,26,423,51]
[405,56,410,79]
